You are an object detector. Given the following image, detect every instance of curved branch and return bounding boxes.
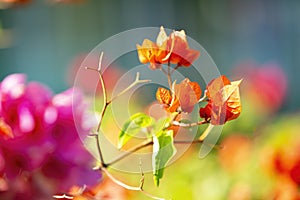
[106,139,153,167]
[86,52,162,199]
[86,54,150,167]
[109,72,150,103]
[101,168,166,200]
[85,52,106,165]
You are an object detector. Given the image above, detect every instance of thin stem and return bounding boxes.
[97,71,108,132]
[140,191,166,200]
[106,140,153,167]
[98,52,104,71]
[174,140,204,144]
[139,158,144,189]
[198,92,207,103]
[110,72,150,103]
[170,64,180,74]
[101,168,140,191]
[160,67,168,75]
[167,62,172,89]
[87,57,150,167]
[85,52,106,166]
[199,123,214,141]
[171,120,208,128]
[101,168,165,200]
[94,135,105,167]
[86,54,160,198]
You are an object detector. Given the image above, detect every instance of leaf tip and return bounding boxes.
[154,175,160,187]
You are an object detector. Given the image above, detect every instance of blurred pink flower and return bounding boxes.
[233,62,287,113]
[0,74,100,199]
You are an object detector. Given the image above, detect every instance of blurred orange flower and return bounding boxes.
[218,134,251,171]
[0,0,30,6]
[199,75,242,125]
[137,27,199,69]
[156,78,201,113]
[61,179,128,200]
[0,118,13,140]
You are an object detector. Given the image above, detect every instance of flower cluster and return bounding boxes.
[137,28,242,126]
[200,75,242,125]
[155,75,242,125]
[137,26,200,69]
[0,74,100,199]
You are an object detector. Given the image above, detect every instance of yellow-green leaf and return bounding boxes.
[118,113,153,149]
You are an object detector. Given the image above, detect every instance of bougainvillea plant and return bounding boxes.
[0,27,242,200]
[0,74,100,199]
[76,27,242,199]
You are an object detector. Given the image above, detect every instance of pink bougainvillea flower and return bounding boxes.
[137,27,200,69]
[0,74,100,199]
[156,78,202,113]
[199,75,242,125]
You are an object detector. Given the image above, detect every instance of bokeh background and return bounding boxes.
[1,0,300,200]
[1,0,299,111]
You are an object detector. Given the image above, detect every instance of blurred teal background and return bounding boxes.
[0,0,299,112]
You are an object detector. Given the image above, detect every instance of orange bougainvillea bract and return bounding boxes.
[166,30,200,67]
[137,27,200,69]
[156,78,201,113]
[199,75,242,125]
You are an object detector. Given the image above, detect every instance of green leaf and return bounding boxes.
[152,112,178,137]
[118,113,153,149]
[152,129,176,186]
[152,117,170,136]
